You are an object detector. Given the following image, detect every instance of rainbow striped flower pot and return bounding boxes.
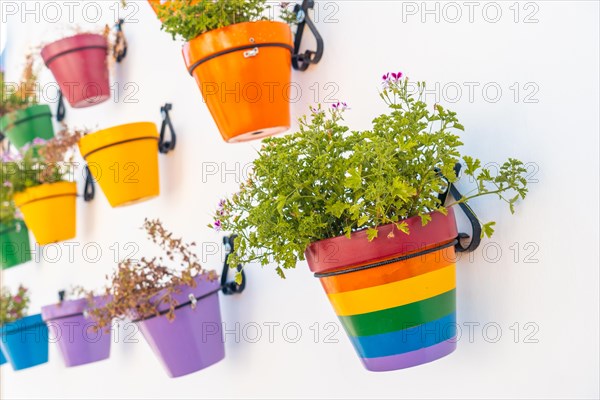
[305,208,460,372]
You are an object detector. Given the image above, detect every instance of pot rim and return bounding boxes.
[0,219,27,235]
[128,273,220,322]
[304,208,459,274]
[13,181,77,208]
[0,314,45,335]
[41,295,109,322]
[182,20,293,72]
[78,122,158,159]
[0,104,52,129]
[41,33,108,67]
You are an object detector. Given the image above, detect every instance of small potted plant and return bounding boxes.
[212,73,529,371]
[41,291,111,368]
[0,56,54,149]
[0,157,31,269]
[41,22,127,109]
[4,127,82,245]
[88,219,225,378]
[0,285,49,371]
[156,1,294,142]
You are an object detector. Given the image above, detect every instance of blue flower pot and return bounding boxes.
[0,314,49,370]
[0,348,6,365]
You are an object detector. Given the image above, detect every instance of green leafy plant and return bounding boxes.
[0,285,30,325]
[212,73,529,278]
[0,54,39,116]
[1,126,82,197]
[0,159,19,226]
[88,219,217,330]
[157,0,287,41]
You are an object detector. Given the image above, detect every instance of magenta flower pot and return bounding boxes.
[135,275,225,378]
[41,33,110,108]
[41,296,111,367]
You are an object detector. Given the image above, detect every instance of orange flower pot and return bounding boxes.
[183,21,294,142]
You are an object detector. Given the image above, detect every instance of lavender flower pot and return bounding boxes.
[41,296,111,367]
[135,275,225,378]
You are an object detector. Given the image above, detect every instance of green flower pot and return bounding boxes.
[0,220,32,270]
[0,105,54,149]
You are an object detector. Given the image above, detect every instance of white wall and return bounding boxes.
[1,1,598,398]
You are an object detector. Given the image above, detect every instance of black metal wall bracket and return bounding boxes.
[221,235,246,295]
[56,91,66,122]
[159,103,176,154]
[438,163,482,253]
[114,19,128,63]
[292,0,324,71]
[83,165,95,202]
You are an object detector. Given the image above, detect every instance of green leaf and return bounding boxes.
[326,202,348,218]
[275,267,286,279]
[395,221,410,234]
[367,227,379,241]
[481,222,496,238]
[357,215,369,227]
[420,213,432,226]
[235,272,244,285]
[345,168,362,190]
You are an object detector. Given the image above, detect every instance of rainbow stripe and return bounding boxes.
[319,246,457,371]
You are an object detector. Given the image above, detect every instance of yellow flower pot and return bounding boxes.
[79,122,160,207]
[13,182,77,245]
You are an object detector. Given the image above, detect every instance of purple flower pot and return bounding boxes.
[41,296,111,367]
[135,275,225,378]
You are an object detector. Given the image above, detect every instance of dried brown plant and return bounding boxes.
[88,219,217,330]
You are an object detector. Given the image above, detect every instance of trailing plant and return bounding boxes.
[212,73,529,278]
[0,54,39,116]
[0,285,30,325]
[0,158,19,226]
[0,126,83,196]
[157,0,287,41]
[88,219,217,330]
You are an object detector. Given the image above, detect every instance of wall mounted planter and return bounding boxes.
[0,219,31,270]
[0,314,49,371]
[78,104,176,207]
[134,275,225,378]
[13,182,77,245]
[42,296,111,367]
[80,122,160,207]
[305,209,461,372]
[41,34,110,108]
[0,105,54,149]
[183,21,294,142]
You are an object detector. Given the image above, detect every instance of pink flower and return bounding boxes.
[2,181,11,188]
[1,153,15,162]
[32,138,46,146]
[13,296,22,303]
[381,71,404,89]
[213,220,222,232]
[217,199,226,209]
[332,102,349,111]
